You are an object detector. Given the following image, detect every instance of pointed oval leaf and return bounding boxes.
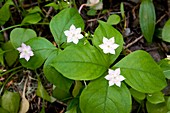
[162,19,170,42]
[107,14,121,25]
[147,92,165,104]
[10,28,37,48]
[50,8,84,45]
[2,41,18,66]
[92,21,124,65]
[0,107,9,113]
[80,76,132,113]
[130,88,146,101]
[139,0,156,43]
[20,37,56,69]
[52,44,108,80]
[36,77,56,103]
[0,0,14,26]
[43,50,73,100]
[115,50,167,93]
[21,13,41,24]
[1,91,20,113]
[158,59,170,79]
[146,101,168,113]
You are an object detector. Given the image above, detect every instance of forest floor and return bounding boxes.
[1,0,170,113]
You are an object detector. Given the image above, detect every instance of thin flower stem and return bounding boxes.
[0,23,49,33]
[0,69,22,95]
[0,66,23,77]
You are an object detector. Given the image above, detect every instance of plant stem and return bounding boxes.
[0,23,49,33]
[0,69,22,95]
[0,66,23,77]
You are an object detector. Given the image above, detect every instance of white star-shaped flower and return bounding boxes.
[64,24,84,44]
[17,43,34,61]
[99,37,119,54]
[105,68,125,87]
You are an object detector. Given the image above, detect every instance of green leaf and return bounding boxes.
[130,88,146,101]
[0,48,4,65]
[115,50,167,93]
[120,2,125,19]
[43,50,73,100]
[36,77,56,103]
[72,81,84,97]
[52,44,108,80]
[79,76,132,113]
[158,59,170,79]
[21,13,42,24]
[107,14,121,25]
[50,8,84,46]
[2,41,18,66]
[45,2,59,10]
[139,0,156,43]
[65,106,77,113]
[1,90,20,113]
[27,6,42,14]
[0,107,9,113]
[92,21,124,65]
[167,96,170,110]
[66,98,81,113]
[0,0,14,26]
[162,19,170,42]
[147,92,165,104]
[20,37,56,69]
[87,9,97,16]
[146,101,168,113]
[10,28,37,48]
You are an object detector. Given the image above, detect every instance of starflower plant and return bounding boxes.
[104,68,125,87]
[99,37,119,54]
[17,43,34,61]
[64,24,84,44]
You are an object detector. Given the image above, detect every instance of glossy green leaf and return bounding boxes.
[162,19,170,42]
[80,76,132,113]
[139,0,156,43]
[43,50,73,100]
[146,101,168,113]
[158,59,170,79]
[10,28,37,48]
[20,37,56,69]
[147,92,165,104]
[2,41,18,66]
[52,44,108,80]
[130,88,146,101]
[115,50,167,93]
[1,90,20,113]
[107,14,121,25]
[36,77,56,103]
[21,13,41,24]
[0,0,14,26]
[92,21,124,65]
[50,8,84,45]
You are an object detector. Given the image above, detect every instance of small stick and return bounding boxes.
[124,35,143,49]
